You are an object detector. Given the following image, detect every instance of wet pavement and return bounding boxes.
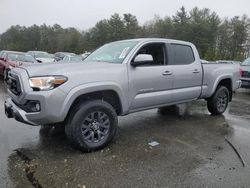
[0,77,250,188]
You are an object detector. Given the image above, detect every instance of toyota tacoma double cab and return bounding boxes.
[4,38,241,151]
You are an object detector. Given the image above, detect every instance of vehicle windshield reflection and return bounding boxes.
[84,41,138,64]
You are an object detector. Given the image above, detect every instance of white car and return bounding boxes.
[28,51,54,63]
[61,55,83,62]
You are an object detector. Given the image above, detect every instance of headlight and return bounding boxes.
[29,76,67,91]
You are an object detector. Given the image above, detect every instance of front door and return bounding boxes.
[128,42,173,111]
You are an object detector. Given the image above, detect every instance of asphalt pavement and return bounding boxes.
[0,77,250,188]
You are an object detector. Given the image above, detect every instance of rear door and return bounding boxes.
[168,43,202,102]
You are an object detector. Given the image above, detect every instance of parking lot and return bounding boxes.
[0,77,250,188]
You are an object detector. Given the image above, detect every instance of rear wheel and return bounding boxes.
[65,100,118,152]
[207,86,229,115]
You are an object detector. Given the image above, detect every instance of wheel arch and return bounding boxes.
[212,77,233,101]
[60,83,126,121]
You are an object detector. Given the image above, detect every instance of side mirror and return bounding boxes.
[131,54,153,67]
[0,57,6,61]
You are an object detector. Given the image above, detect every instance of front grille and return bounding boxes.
[242,71,250,78]
[5,72,22,96]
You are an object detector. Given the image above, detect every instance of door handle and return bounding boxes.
[193,69,200,73]
[162,71,172,76]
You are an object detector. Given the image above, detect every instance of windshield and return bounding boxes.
[70,56,83,62]
[34,52,49,58]
[57,52,75,58]
[242,58,250,66]
[84,41,138,64]
[17,54,36,62]
[7,53,19,61]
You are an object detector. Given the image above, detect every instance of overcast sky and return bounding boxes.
[1,0,250,33]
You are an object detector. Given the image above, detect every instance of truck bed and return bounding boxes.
[200,63,241,99]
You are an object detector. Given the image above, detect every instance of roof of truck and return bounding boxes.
[110,38,194,46]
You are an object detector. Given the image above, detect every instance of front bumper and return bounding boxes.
[240,78,250,89]
[4,98,39,126]
[5,87,67,125]
[4,68,68,126]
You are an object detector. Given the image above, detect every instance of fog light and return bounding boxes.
[24,101,41,112]
[30,102,41,112]
[35,103,41,111]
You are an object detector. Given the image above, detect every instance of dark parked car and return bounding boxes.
[240,57,250,88]
[0,51,37,76]
[54,52,75,62]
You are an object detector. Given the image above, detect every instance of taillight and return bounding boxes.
[240,68,243,77]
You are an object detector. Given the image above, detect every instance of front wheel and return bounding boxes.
[65,100,118,152]
[207,86,229,115]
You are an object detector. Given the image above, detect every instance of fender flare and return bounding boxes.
[211,75,232,95]
[59,82,127,119]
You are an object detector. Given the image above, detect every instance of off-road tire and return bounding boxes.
[207,86,229,115]
[65,100,118,152]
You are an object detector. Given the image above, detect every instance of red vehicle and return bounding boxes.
[0,51,37,76]
[0,50,6,75]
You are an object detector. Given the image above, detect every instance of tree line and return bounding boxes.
[0,6,250,61]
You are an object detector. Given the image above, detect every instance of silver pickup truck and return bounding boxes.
[4,38,241,151]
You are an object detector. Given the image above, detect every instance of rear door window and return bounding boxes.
[170,44,195,65]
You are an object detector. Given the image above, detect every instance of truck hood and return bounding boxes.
[20,62,122,77]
